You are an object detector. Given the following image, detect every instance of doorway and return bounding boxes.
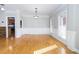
[58,15,67,39]
[8,17,15,38]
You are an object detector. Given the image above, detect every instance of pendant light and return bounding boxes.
[0,4,5,11]
[33,8,39,18]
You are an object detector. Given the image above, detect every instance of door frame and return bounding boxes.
[6,16,15,38]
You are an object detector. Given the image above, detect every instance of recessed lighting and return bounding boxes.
[1,8,5,11]
[34,16,39,18]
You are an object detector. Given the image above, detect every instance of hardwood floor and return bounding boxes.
[0,35,76,54]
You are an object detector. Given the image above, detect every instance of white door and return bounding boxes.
[58,16,66,39]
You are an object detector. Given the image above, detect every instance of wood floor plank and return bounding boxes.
[0,35,75,54]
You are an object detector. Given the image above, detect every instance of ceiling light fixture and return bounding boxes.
[0,4,5,11]
[1,7,5,11]
[33,8,39,18]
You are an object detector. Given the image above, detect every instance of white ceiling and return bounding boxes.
[4,4,61,16]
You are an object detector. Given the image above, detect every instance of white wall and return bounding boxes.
[21,15,50,34]
[67,5,79,52]
[66,5,76,50]
[50,5,67,40]
[15,10,22,38]
[23,16,49,28]
[75,5,79,50]
[50,5,79,53]
[50,4,77,51]
[66,5,79,52]
[0,11,6,26]
[50,5,76,51]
